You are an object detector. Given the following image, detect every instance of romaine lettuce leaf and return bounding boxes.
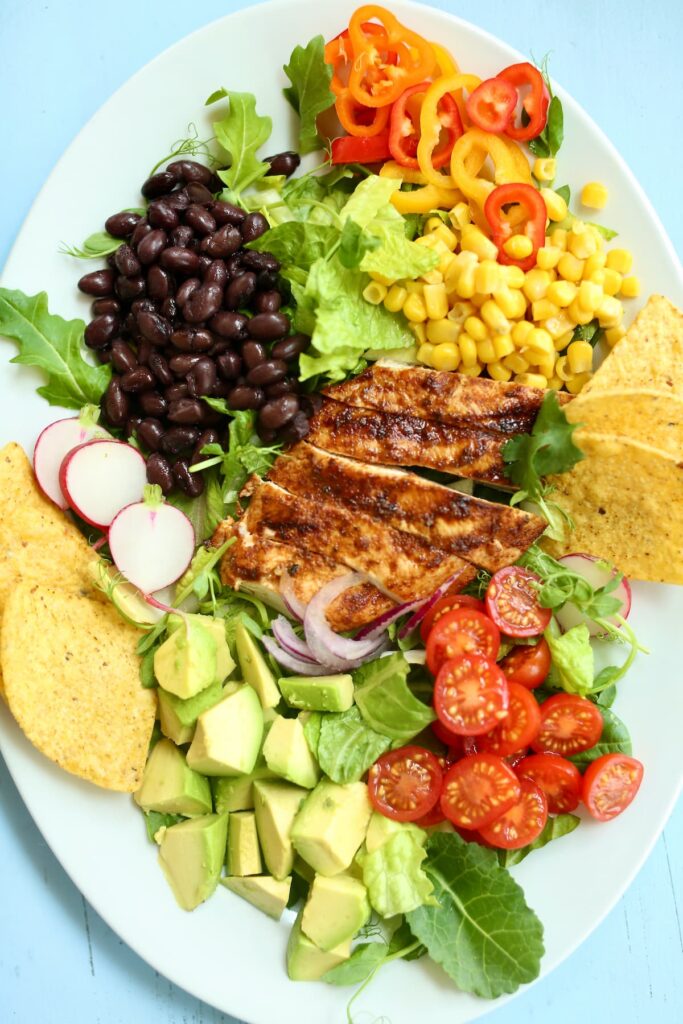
[353,653,435,742]
[545,623,594,695]
[360,828,435,917]
[316,706,391,784]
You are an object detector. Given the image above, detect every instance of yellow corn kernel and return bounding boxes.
[544,311,574,340]
[455,263,477,300]
[605,325,626,347]
[463,316,487,343]
[533,157,557,182]
[537,356,557,380]
[476,338,497,364]
[540,188,569,222]
[503,264,526,288]
[503,352,530,374]
[602,268,622,296]
[557,252,584,283]
[554,329,575,352]
[536,245,562,270]
[450,202,472,231]
[512,320,534,346]
[567,340,594,374]
[417,342,435,365]
[568,299,594,326]
[588,225,605,251]
[523,268,551,302]
[363,281,388,305]
[597,295,623,327]
[433,224,458,251]
[447,301,475,324]
[439,251,458,277]
[606,248,634,274]
[568,228,597,260]
[503,235,534,260]
[546,280,577,308]
[495,287,527,319]
[516,372,548,388]
[426,216,445,234]
[403,293,428,323]
[368,270,394,286]
[421,268,444,286]
[423,283,449,320]
[527,327,554,355]
[532,299,561,322]
[470,292,488,308]
[405,281,423,294]
[461,224,498,261]
[473,260,503,295]
[488,360,513,382]
[409,322,427,344]
[426,318,461,345]
[589,269,606,288]
[480,299,510,335]
[555,355,571,382]
[583,252,607,278]
[547,376,563,390]
[493,333,515,359]
[431,342,461,372]
[549,227,568,250]
[620,275,641,298]
[459,333,478,367]
[566,371,592,395]
[581,182,609,210]
[459,361,483,377]
[577,280,603,313]
[384,284,408,314]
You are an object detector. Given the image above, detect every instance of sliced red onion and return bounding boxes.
[261,635,324,676]
[355,596,426,641]
[398,573,465,639]
[304,573,389,671]
[279,572,307,623]
[272,615,317,663]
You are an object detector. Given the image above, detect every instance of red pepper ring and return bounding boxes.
[466,77,518,134]
[389,81,463,170]
[331,131,392,165]
[484,183,548,272]
[498,62,550,142]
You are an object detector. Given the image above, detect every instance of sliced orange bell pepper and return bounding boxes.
[347,5,437,108]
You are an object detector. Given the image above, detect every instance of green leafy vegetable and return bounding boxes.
[571,320,603,348]
[569,705,632,771]
[147,122,217,176]
[520,545,625,619]
[139,648,157,689]
[0,288,111,408]
[361,828,435,917]
[174,539,232,608]
[338,218,381,269]
[323,941,391,986]
[316,706,391,784]
[554,184,571,205]
[283,35,335,155]
[247,221,339,271]
[302,711,323,757]
[499,813,580,867]
[144,811,182,843]
[529,59,564,159]
[59,230,123,260]
[167,466,226,544]
[545,623,594,696]
[210,90,272,195]
[353,653,435,742]
[360,221,438,282]
[136,615,169,656]
[193,410,281,517]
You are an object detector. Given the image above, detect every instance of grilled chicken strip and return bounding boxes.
[268,443,545,571]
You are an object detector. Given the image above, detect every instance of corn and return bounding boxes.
[532,299,561,322]
[423,283,449,320]
[450,202,472,231]
[597,295,623,327]
[384,284,408,313]
[502,265,526,288]
[583,252,607,278]
[447,301,475,324]
[512,321,534,347]
[474,260,504,295]
[493,333,515,359]
[426,318,461,345]
[504,352,530,374]
[566,372,592,394]
[525,327,554,359]
[557,252,584,283]
[476,338,497,364]
[363,281,387,305]
[459,361,483,377]
[577,280,603,313]
[455,262,477,299]
[589,269,606,287]
[494,287,527,319]
[581,182,609,209]
[588,225,605,251]
[470,292,487,308]
[410,322,427,344]
[463,316,487,342]
[431,342,461,371]
[536,245,562,270]
[523,268,551,302]
[605,325,626,347]
[533,157,557,182]
[403,293,428,323]
[461,224,498,261]
[426,216,445,233]
[406,281,423,294]
[554,329,575,352]
[568,228,597,260]
[568,298,595,326]
[544,311,574,340]
[459,333,479,367]
[540,188,569,222]
[433,224,458,251]
[547,376,563,390]
[619,274,641,299]
[602,268,622,296]
[516,372,549,388]
[488,360,513,381]
[439,251,458,277]
[555,355,571,381]
[547,280,577,308]
[537,356,556,380]
[417,342,435,365]
[480,299,510,335]
[421,268,444,286]
[503,235,534,260]
[567,340,594,374]
[606,248,634,274]
[369,270,394,286]
[550,227,568,250]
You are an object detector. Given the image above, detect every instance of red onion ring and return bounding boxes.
[272,616,317,663]
[397,573,466,639]
[261,635,324,676]
[303,573,389,670]
[279,571,307,623]
[354,596,426,641]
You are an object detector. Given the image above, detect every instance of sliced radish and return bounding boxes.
[108,488,195,594]
[33,409,110,508]
[60,439,147,530]
[555,553,631,635]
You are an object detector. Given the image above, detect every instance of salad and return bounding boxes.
[1,2,680,1016]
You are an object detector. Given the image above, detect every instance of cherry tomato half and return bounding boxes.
[466,76,518,133]
[368,745,443,823]
[441,752,521,830]
[426,608,500,675]
[431,718,466,756]
[531,693,604,757]
[582,753,644,822]
[434,654,509,736]
[500,638,551,689]
[478,776,548,850]
[420,594,486,643]
[478,682,542,757]
[516,752,582,813]
[486,567,551,638]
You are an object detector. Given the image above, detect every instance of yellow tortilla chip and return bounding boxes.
[543,432,683,584]
[567,389,683,459]
[1,584,156,791]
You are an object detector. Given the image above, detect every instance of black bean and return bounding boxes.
[300,392,324,418]
[105,210,142,238]
[228,385,265,410]
[137,339,153,365]
[126,415,142,436]
[187,357,217,397]
[121,367,155,392]
[138,417,165,451]
[241,340,267,369]
[97,348,113,364]
[164,189,191,212]
[256,270,279,292]
[241,212,269,244]
[207,311,246,341]
[202,224,242,258]
[211,379,230,398]
[131,297,157,317]
[167,159,213,186]
[131,218,152,248]
[115,275,147,302]
[216,350,242,380]
[272,333,310,362]
[137,310,171,346]
[147,199,180,231]
[78,268,116,296]
[139,390,168,418]
[146,265,171,301]
[148,350,173,387]
[208,339,230,357]
[247,359,287,388]
[173,459,205,497]
[241,250,280,273]
[113,243,141,278]
[196,254,212,276]
[137,228,168,265]
[160,425,199,455]
[280,411,311,444]
[170,224,194,248]
[210,200,246,226]
[191,428,220,464]
[225,253,245,278]
[185,181,214,205]
[266,377,298,398]
[85,313,119,349]
[225,271,256,310]
[266,151,301,177]
[92,297,121,316]
[111,339,138,374]
[165,382,190,402]
[160,246,200,275]
[247,311,290,341]
[184,282,223,323]
[168,397,204,424]
[104,378,129,426]
[257,424,278,445]
[254,289,282,314]
[169,353,202,377]
[141,171,177,199]
[146,452,174,494]
[176,277,201,307]
[170,326,213,352]
[204,259,228,287]
[259,394,299,430]
[185,204,216,236]
[161,297,177,321]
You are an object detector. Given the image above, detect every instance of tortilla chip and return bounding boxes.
[543,433,683,584]
[583,295,683,398]
[567,389,683,458]
[1,584,156,791]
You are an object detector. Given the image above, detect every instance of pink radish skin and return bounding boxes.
[59,439,147,530]
[108,500,195,594]
[556,553,631,635]
[33,416,110,508]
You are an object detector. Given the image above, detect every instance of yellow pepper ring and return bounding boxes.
[391,183,463,214]
[450,129,531,210]
[379,160,429,185]
[428,43,468,127]
[416,74,481,189]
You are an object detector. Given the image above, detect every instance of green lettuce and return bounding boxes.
[283,35,335,155]
[353,653,435,742]
[545,623,594,695]
[316,706,391,784]
[360,828,435,917]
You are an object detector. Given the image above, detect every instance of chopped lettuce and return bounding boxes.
[353,652,435,742]
[360,828,435,917]
[545,623,594,696]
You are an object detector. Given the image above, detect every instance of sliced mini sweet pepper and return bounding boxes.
[450,128,530,209]
[389,81,463,169]
[484,182,548,271]
[416,74,482,188]
[498,62,550,142]
[331,131,392,164]
[336,92,391,138]
[347,5,437,108]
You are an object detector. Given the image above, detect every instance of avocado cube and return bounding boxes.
[262,716,320,790]
[278,674,354,713]
[301,874,370,951]
[168,613,235,684]
[154,619,217,700]
[253,780,308,880]
[134,739,212,816]
[157,813,228,911]
[158,680,225,746]
[291,780,372,876]
[227,811,262,877]
[235,621,281,709]
[187,685,263,777]
[286,910,351,981]
[212,762,277,813]
[220,875,291,921]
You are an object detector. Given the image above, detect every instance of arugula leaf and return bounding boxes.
[504,392,584,494]
[569,706,632,771]
[338,218,381,269]
[407,832,544,998]
[59,230,123,260]
[283,35,335,155]
[211,90,272,195]
[323,942,390,986]
[360,829,435,917]
[195,411,280,517]
[519,545,624,620]
[545,623,594,696]
[571,320,602,348]
[247,222,338,271]
[174,539,232,608]
[353,653,435,742]
[139,648,157,689]
[528,58,564,159]
[167,466,226,544]
[0,288,111,408]
[316,706,391,783]
[499,813,580,867]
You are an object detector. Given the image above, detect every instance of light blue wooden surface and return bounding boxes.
[1,1,681,1022]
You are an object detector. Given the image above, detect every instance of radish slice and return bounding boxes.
[108,489,195,594]
[33,411,110,508]
[304,574,389,670]
[261,636,325,676]
[555,553,631,635]
[60,439,147,530]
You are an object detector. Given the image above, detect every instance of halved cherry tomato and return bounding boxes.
[505,748,529,770]
[478,776,548,849]
[485,566,551,638]
[415,802,447,827]
[426,608,500,674]
[466,76,518,133]
[420,594,486,643]
[484,183,548,273]
[516,752,582,813]
[368,745,443,823]
[500,638,551,690]
[582,753,644,822]
[431,718,464,751]
[531,694,603,756]
[434,654,509,736]
[331,132,391,164]
[389,81,463,169]
[478,682,541,757]
[440,752,521,830]
[498,61,550,142]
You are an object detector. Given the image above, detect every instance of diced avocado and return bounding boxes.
[157,680,225,746]
[253,780,308,880]
[301,874,370,951]
[278,674,354,713]
[262,716,320,790]
[154,619,217,700]
[221,875,291,920]
[212,761,277,813]
[157,813,228,911]
[187,685,263,776]
[286,910,351,981]
[168,613,235,684]
[291,780,372,876]
[134,739,212,816]
[227,811,262,876]
[235,621,281,709]
[293,856,316,885]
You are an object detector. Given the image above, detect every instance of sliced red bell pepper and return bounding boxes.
[466,77,518,133]
[331,131,392,165]
[484,183,547,272]
[498,62,550,142]
[389,81,463,170]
